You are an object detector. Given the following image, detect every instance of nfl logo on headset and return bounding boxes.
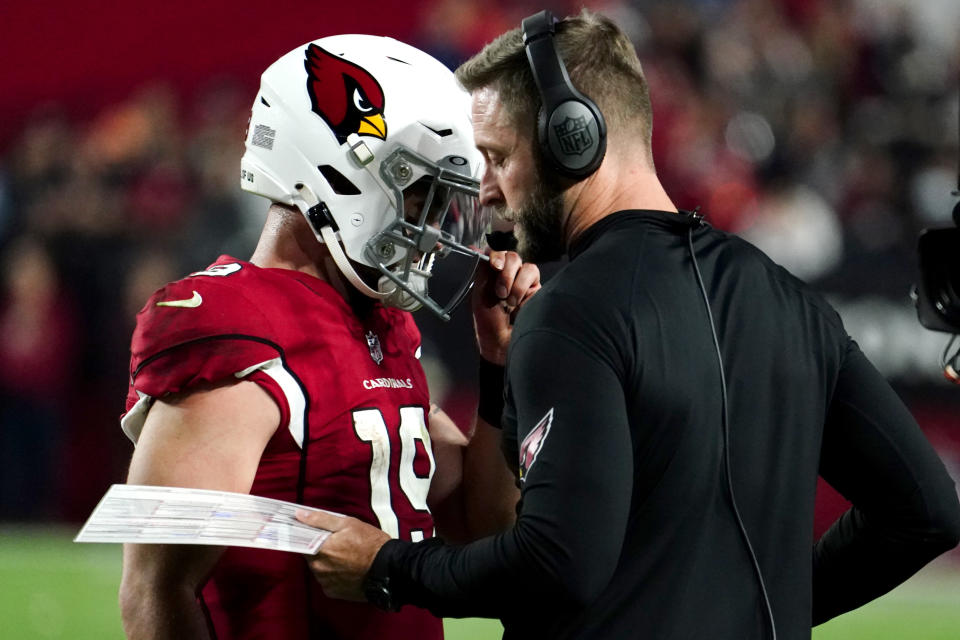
[366,331,384,365]
[554,116,593,156]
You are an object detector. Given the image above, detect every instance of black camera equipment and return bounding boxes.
[914,202,960,334]
[912,92,960,381]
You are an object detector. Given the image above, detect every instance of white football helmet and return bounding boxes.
[240,34,489,320]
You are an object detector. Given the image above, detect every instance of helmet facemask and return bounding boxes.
[369,147,491,320]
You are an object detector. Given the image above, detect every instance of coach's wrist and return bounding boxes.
[363,540,402,611]
[476,341,508,366]
[477,358,506,429]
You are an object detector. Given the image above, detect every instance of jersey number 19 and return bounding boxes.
[352,407,435,541]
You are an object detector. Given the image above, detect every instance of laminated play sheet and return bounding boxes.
[75,484,339,554]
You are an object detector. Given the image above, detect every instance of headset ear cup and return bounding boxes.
[541,106,555,167]
[537,107,564,172]
[537,105,552,169]
[523,10,607,182]
[542,100,607,179]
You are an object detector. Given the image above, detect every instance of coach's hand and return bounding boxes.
[296,510,390,602]
[472,250,541,365]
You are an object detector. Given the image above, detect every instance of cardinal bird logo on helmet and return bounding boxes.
[304,44,387,145]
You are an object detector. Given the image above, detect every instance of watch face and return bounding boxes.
[364,575,397,611]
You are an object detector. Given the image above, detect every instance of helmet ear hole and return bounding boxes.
[317,165,361,195]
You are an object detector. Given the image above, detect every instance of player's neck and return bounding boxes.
[250,204,376,316]
[250,204,325,275]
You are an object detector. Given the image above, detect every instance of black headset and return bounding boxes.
[521,10,607,180]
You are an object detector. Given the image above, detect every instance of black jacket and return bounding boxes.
[376,210,960,639]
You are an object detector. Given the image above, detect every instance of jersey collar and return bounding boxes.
[568,209,689,260]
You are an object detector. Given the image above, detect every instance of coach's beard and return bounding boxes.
[501,179,567,263]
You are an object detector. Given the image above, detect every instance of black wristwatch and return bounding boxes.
[363,547,400,611]
[362,573,398,611]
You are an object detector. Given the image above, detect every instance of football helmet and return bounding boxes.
[240,34,490,320]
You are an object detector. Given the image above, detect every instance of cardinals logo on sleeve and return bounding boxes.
[518,408,554,482]
[304,43,387,144]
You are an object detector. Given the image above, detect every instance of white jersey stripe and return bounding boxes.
[121,391,155,444]
[236,357,307,448]
[122,357,306,448]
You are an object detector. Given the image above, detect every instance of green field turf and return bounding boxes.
[1,526,957,639]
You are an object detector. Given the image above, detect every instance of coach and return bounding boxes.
[299,10,960,639]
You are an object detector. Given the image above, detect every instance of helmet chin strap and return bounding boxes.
[318,225,391,301]
[295,183,391,302]
[379,269,429,312]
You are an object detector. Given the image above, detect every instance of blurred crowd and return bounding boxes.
[0,0,958,523]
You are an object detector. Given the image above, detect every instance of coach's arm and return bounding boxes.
[425,249,535,543]
[298,329,632,616]
[813,341,960,624]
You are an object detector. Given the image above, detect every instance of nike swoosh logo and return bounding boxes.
[156,291,203,308]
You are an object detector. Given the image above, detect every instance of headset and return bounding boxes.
[686,211,778,640]
[521,10,607,180]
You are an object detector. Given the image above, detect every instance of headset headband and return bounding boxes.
[522,13,572,116]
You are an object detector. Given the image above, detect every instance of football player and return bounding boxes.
[117,35,536,639]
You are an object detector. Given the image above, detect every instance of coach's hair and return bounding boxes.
[455,9,654,164]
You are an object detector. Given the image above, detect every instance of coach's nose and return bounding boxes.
[479,165,503,209]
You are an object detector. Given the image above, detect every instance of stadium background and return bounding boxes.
[0,0,957,637]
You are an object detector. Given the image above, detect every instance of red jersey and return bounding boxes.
[122,256,442,639]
